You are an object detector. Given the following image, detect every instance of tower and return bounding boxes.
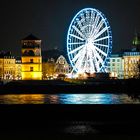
[21,34,42,80]
[132,32,140,51]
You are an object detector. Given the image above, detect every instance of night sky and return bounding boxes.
[0,0,140,56]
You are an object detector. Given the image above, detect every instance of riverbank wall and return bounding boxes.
[0,79,139,94]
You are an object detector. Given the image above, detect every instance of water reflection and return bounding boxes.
[0,94,139,104]
[64,121,98,135]
[0,94,45,104]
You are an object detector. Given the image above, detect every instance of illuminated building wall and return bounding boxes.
[0,52,16,80]
[55,55,70,76]
[15,58,22,80]
[0,58,3,80]
[123,52,140,79]
[132,33,140,51]
[3,56,16,80]
[108,54,124,79]
[42,58,55,80]
[42,56,71,79]
[21,34,42,80]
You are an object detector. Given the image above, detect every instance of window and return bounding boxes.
[30,67,33,71]
[112,63,115,66]
[30,59,33,63]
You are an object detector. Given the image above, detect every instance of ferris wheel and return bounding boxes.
[67,8,112,74]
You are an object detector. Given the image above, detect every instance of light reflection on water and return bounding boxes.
[0,94,140,104]
[64,121,98,135]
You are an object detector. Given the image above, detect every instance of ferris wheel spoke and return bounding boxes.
[93,54,100,72]
[93,20,104,37]
[92,46,103,63]
[93,15,100,32]
[75,58,83,73]
[77,20,82,28]
[77,18,87,33]
[90,11,95,23]
[72,52,80,63]
[83,56,89,72]
[93,26,109,40]
[77,20,85,34]
[72,48,84,62]
[89,53,95,73]
[95,46,107,57]
[92,48,102,71]
[85,11,90,20]
[68,42,84,45]
[94,49,104,65]
[90,15,100,36]
[69,44,85,54]
[80,14,86,26]
[75,48,86,72]
[89,13,95,30]
[72,25,86,39]
[91,48,100,71]
[94,59,100,72]
[69,34,85,41]
[94,43,108,47]
[94,36,109,42]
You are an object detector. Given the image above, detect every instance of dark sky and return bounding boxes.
[0,0,140,56]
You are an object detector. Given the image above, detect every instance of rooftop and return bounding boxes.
[22,34,41,41]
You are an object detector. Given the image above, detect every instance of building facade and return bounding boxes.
[21,34,42,80]
[3,56,16,80]
[42,55,71,79]
[108,54,124,79]
[55,55,70,76]
[42,58,55,80]
[0,52,16,80]
[0,57,3,80]
[123,51,140,79]
[15,57,22,80]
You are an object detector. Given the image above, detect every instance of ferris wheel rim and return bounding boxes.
[67,8,112,73]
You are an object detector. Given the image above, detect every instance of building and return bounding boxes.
[108,52,140,79]
[0,54,3,80]
[55,55,70,76]
[42,55,71,79]
[21,34,42,80]
[42,58,55,80]
[108,33,140,79]
[123,33,140,79]
[108,54,124,79]
[0,51,16,80]
[132,33,140,51]
[123,51,140,79]
[15,57,22,80]
[3,56,16,80]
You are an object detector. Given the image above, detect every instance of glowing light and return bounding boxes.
[67,8,112,74]
[22,72,42,80]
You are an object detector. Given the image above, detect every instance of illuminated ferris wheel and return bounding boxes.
[67,8,112,74]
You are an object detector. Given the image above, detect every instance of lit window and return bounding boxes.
[112,63,115,66]
[30,59,33,63]
[30,67,33,71]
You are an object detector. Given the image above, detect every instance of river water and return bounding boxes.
[0,93,139,104]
